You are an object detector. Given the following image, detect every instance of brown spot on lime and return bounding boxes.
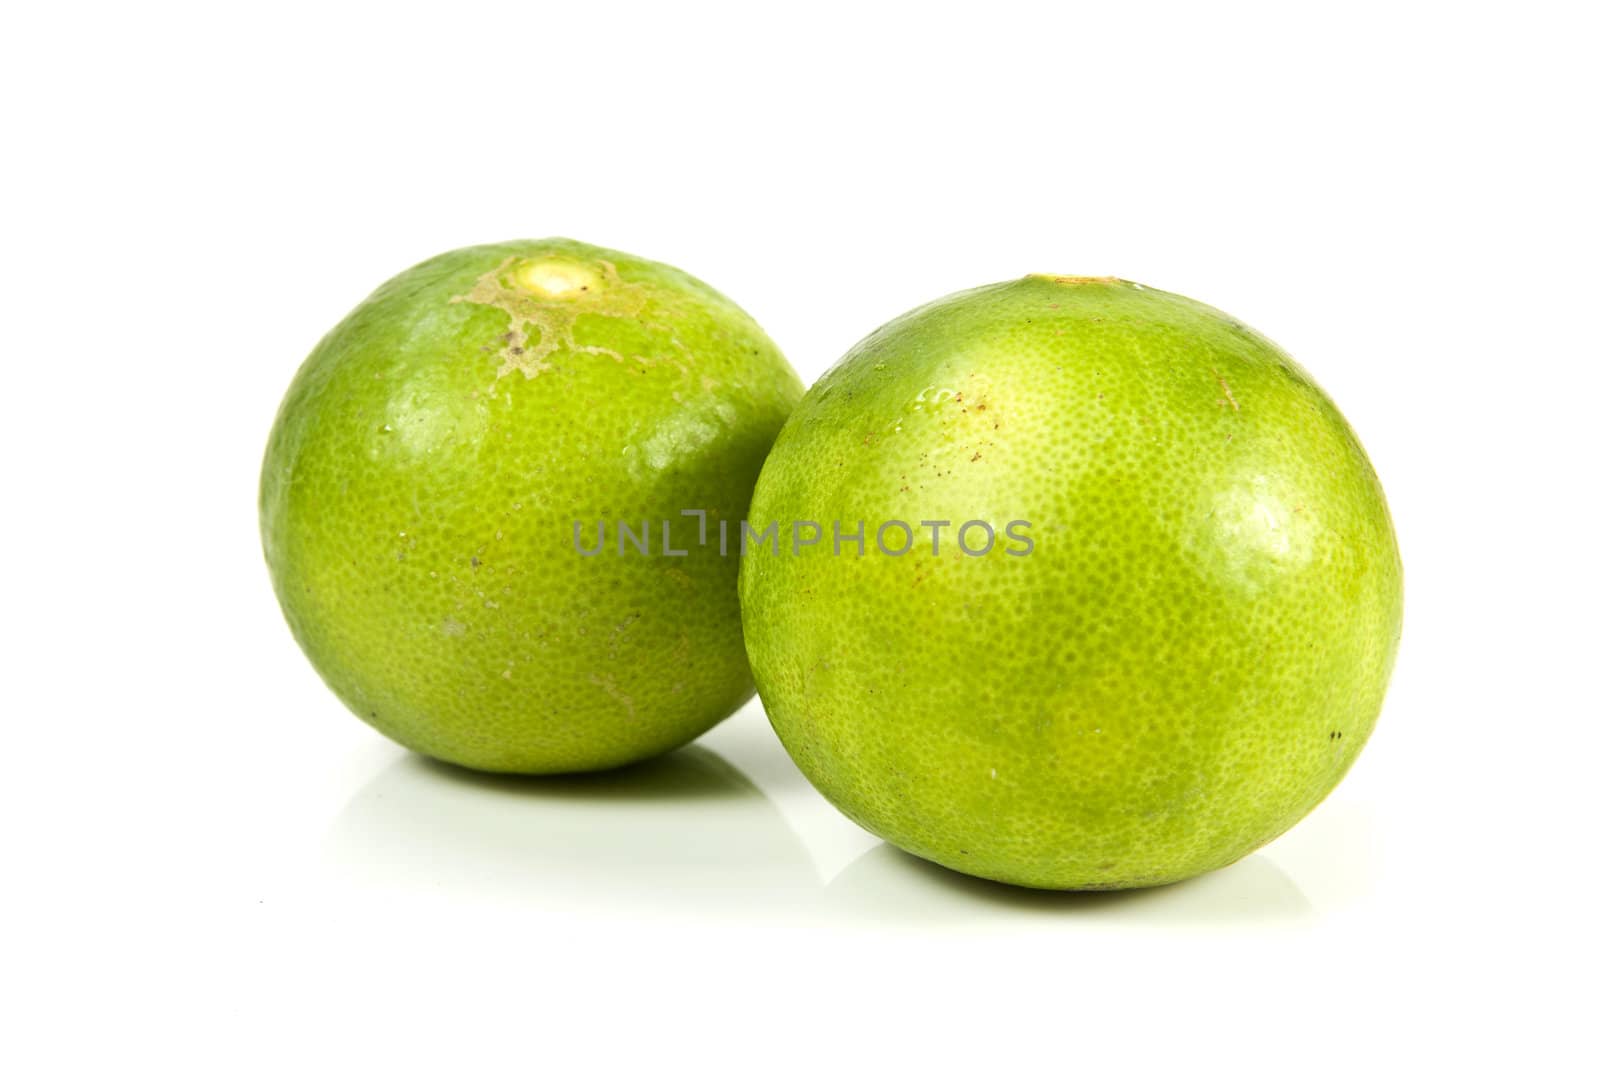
[1214,369,1240,411]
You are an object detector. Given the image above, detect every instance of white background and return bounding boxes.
[4,2,1596,1062]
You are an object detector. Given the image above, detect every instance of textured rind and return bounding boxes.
[261,239,803,772]
[740,277,1402,889]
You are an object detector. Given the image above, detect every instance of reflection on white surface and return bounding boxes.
[327,743,825,910]
[326,706,1365,925]
[826,845,1314,925]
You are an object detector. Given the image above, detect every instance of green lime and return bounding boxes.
[262,239,801,773]
[740,276,1401,888]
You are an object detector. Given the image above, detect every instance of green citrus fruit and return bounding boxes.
[261,238,802,773]
[740,275,1402,889]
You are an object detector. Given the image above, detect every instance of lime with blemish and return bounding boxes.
[739,276,1402,888]
[261,239,802,773]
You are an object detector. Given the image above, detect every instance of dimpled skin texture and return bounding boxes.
[740,276,1401,889]
[261,239,802,773]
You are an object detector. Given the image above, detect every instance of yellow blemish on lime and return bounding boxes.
[512,257,601,298]
[1028,274,1128,286]
[452,255,660,379]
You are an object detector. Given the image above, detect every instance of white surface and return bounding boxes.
[4,2,1596,1062]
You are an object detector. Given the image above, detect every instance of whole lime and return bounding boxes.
[262,239,802,773]
[740,276,1401,889]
